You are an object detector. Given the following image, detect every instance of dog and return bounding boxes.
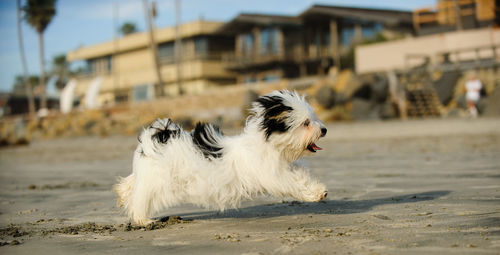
[114,90,328,225]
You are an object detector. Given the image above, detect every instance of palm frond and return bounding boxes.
[22,0,57,33]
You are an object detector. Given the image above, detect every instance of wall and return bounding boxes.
[356,28,500,74]
[68,21,236,104]
[67,21,223,61]
[73,54,235,104]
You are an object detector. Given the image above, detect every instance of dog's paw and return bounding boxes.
[134,217,154,226]
[318,190,328,201]
[301,184,328,202]
[307,190,328,202]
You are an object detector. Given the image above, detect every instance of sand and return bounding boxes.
[0,118,499,254]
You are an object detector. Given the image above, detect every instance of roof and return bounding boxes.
[217,5,413,34]
[300,5,413,26]
[217,13,301,34]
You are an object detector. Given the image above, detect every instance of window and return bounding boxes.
[260,28,279,55]
[133,84,155,102]
[194,37,208,56]
[84,55,112,75]
[263,73,280,82]
[341,27,355,47]
[158,42,174,64]
[106,55,112,72]
[324,30,331,46]
[341,22,383,47]
[242,76,257,84]
[362,23,383,39]
[239,33,254,57]
[114,91,128,103]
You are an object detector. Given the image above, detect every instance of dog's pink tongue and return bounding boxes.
[311,143,322,151]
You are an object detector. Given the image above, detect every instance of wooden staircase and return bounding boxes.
[406,83,442,117]
[404,70,443,117]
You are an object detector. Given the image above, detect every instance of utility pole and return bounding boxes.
[16,0,35,117]
[453,0,463,31]
[142,0,164,98]
[113,2,119,102]
[175,0,183,95]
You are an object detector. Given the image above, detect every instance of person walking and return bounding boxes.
[465,72,482,117]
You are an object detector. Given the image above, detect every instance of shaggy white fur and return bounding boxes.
[114,90,328,225]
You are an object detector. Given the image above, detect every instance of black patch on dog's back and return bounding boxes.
[192,122,224,159]
[150,119,180,144]
[255,95,293,140]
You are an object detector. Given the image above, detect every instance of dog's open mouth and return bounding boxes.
[307,143,322,153]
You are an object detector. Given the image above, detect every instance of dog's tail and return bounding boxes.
[113,174,135,215]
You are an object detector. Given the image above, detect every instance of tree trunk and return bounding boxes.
[142,0,164,98]
[174,0,183,95]
[16,0,35,117]
[38,31,47,110]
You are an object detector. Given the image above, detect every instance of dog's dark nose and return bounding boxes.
[321,128,327,137]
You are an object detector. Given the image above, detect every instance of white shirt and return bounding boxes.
[465,79,482,102]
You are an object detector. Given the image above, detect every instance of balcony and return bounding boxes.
[222,45,334,70]
[158,51,231,65]
[74,69,111,80]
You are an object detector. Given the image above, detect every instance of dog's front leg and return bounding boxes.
[265,166,328,202]
[289,166,328,202]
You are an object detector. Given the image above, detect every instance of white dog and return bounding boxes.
[114,90,328,225]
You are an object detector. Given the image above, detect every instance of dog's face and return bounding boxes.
[250,90,327,162]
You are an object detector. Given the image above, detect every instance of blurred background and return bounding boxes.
[0,0,499,145]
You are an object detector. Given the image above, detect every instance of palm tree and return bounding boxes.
[50,54,70,90]
[16,0,35,116]
[22,0,57,110]
[120,22,137,36]
[13,75,40,96]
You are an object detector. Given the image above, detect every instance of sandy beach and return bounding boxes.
[1,118,499,254]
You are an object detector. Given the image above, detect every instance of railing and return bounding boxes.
[72,51,230,80]
[221,52,286,66]
[158,51,229,65]
[221,45,333,68]
[74,70,111,80]
[434,44,499,71]
[405,44,500,72]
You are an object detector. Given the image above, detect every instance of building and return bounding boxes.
[67,20,235,105]
[217,5,414,84]
[218,14,302,84]
[413,0,497,36]
[66,4,434,106]
[356,0,499,74]
[356,27,500,74]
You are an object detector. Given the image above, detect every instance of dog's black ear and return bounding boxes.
[255,95,293,140]
[150,118,180,144]
[192,122,224,160]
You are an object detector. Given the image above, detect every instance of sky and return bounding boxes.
[0,0,436,92]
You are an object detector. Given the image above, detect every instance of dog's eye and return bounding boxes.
[303,119,310,127]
